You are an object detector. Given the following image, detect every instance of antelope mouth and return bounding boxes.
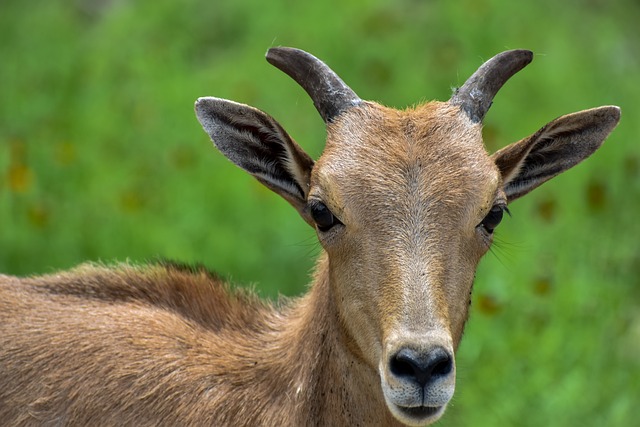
[395,404,444,424]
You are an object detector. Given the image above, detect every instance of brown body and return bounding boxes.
[0,48,620,426]
[0,260,396,426]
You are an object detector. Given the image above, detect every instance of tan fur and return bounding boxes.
[0,59,619,425]
[0,260,400,426]
[0,103,494,426]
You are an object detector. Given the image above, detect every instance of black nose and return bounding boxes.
[389,346,453,388]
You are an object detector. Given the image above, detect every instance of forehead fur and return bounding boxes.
[313,101,500,227]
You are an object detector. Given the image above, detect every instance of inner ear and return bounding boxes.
[195,97,315,225]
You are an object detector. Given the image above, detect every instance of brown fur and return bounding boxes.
[0,48,620,426]
[0,259,402,426]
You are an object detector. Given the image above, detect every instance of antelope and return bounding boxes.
[0,47,620,426]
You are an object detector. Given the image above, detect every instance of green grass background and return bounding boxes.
[1,0,639,425]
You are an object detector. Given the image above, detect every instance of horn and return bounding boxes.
[450,50,534,123]
[266,47,362,123]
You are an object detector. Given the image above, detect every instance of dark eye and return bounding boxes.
[309,200,341,232]
[480,205,509,234]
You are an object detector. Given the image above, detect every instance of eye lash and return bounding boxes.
[492,201,510,216]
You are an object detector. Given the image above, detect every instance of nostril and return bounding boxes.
[430,351,453,377]
[390,347,453,388]
[390,350,416,378]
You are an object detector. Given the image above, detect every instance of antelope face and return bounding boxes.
[196,47,619,426]
[311,101,502,425]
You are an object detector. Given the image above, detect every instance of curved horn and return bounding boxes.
[450,50,534,123]
[266,47,362,123]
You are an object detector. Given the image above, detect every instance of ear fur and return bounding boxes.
[195,97,314,224]
[492,106,621,202]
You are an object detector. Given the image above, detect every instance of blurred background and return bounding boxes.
[1,0,638,425]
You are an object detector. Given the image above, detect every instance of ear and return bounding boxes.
[195,97,315,225]
[492,106,621,202]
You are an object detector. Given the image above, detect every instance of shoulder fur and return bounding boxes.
[13,260,280,332]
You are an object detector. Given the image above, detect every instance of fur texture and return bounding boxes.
[0,47,620,426]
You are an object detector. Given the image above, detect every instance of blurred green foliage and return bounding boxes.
[1,0,639,425]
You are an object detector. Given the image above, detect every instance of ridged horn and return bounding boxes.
[450,50,534,123]
[266,47,362,123]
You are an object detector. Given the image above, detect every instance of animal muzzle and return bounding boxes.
[381,339,456,426]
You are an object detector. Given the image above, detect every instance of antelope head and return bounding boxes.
[195,47,619,426]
